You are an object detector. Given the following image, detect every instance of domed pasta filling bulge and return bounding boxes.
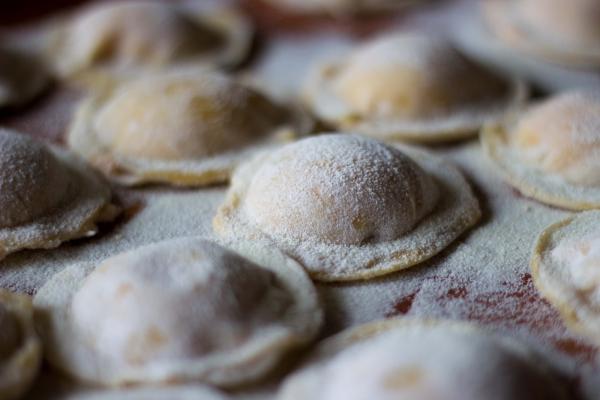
[70,240,292,366]
[551,234,600,302]
[0,132,71,228]
[92,72,288,161]
[332,35,509,119]
[511,91,600,186]
[279,321,565,400]
[514,0,600,47]
[54,1,225,74]
[242,135,439,245]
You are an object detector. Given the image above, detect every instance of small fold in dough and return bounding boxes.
[482,90,600,210]
[214,133,481,281]
[33,237,323,387]
[67,68,312,187]
[279,318,569,400]
[0,128,118,260]
[303,32,525,143]
[0,290,42,400]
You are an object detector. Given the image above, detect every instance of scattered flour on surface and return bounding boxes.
[3,2,600,397]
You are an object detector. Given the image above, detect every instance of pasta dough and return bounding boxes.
[33,237,322,387]
[68,69,312,186]
[483,0,600,66]
[304,33,525,142]
[482,90,600,210]
[0,290,42,400]
[214,134,480,281]
[532,211,600,346]
[261,0,419,15]
[279,318,568,400]
[0,47,50,109]
[0,128,117,260]
[57,384,229,400]
[44,0,252,82]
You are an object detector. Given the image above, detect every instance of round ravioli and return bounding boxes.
[482,90,600,210]
[68,68,312,187]
[484,0,600,67]
[304,33,525,143]
[61,385,229,400]
[213,134,481,281]
[44,0,252,81]
[0,47,50,109]
[531,211,600,346]
[260,0,419,15]
[278,318,568,400]
[0,290,42,400]
[0,128,118,260]
[33,237,322,387]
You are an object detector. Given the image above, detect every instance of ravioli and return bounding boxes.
[484,0,600,66]
[0,128,118,260]
[0,47,50,109]
[0,290,42,400]
[44,0,252,81]
[214,134,480,281]
[58,385,229,400]
[261,0,418,15]
[482,90,600,210]
[532,211,600,346]
[68,68,312,186]
[304,33,525,143]
[33,237,322,387]
[278,318,568,400]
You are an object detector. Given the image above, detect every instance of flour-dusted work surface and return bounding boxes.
[2,0,600,399]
